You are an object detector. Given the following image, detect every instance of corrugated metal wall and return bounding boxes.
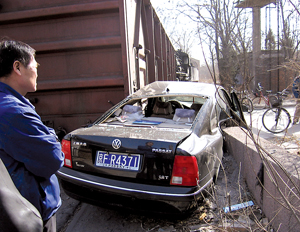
[0,0,175,132]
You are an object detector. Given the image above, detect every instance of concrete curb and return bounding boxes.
[223,127,300,231]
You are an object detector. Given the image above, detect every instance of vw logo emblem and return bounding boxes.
[112,139,121,149]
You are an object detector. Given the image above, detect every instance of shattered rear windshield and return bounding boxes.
[98,96,207,128]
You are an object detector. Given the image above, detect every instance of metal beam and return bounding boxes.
[236,0,276,8]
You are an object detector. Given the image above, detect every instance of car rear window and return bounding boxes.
[100,96,207,129]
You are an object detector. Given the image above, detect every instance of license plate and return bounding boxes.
[95,151,140,171]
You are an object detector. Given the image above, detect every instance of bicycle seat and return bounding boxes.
[266,90,272,94]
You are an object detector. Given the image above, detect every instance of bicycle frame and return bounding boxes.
[257,89,270,107]
[254,83,272,107]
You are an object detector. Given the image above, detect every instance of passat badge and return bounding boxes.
[112,139,121,149]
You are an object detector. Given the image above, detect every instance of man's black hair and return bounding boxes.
[0,38,35,78]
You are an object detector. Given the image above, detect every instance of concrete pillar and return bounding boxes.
[252,7,261,90]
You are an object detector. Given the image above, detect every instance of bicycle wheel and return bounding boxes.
[262,107,291,133]
[252,97,268,110]
[241,97,253,113]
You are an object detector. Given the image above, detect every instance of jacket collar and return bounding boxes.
[0,82,34,109]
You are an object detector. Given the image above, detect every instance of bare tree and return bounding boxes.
[171,30,196,55]
[276,0,300,81]
[287,0,300,16]
[265,29,276,50]
[279,0,299,60]
[152,0,195,56]
[172,0,252,91]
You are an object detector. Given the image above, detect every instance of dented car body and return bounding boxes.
[57,81,245,214]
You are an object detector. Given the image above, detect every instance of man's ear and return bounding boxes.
[13,61,22,75]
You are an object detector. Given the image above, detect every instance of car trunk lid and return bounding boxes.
[67,125,191,185]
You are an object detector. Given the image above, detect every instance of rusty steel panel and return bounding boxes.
[0,0,116,14]
[35,48,124,90]
[29,87,125,132]
[0,13,121,46]
[154,20,163,81]
[33,88,124,116]
[0,0,176,133]
[162,30,167,81]
[144,3,155,83]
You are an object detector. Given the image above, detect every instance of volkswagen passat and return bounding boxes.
[57,81,245,214]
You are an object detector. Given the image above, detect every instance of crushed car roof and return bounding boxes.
[131,81,219,98]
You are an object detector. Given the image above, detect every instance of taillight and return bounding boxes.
[62,139,72,168]
[171,155,199,186]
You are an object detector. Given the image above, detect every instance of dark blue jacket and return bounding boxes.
[293,76,300,98]
[0,82,64,221]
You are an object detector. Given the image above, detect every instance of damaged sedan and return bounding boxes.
[57,81,245,214]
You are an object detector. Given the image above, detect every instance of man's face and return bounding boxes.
[20,57,39,94]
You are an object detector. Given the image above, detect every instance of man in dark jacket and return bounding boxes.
[0,39,64,231]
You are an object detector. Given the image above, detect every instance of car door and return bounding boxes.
[230,91,246,127]
[217,88,246,129]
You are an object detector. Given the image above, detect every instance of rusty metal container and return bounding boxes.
[0,0,175,133]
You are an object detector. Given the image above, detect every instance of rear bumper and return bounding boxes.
[57,167,212,213]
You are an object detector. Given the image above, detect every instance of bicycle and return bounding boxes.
[231,87,253,113]
[240,90,253,113]
[262,88,291,133]
[252,83,276,109]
